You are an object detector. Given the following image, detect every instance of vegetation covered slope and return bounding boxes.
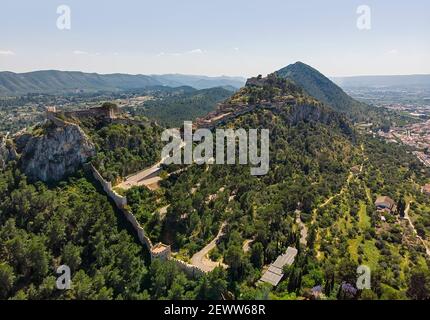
[0,71,160,96]
[130,74,359,292]
[88,122,164,183]
[129,87,234,127]
[130,73,430,300]
[276,62,415,128]
[0,167,150,299]
[0,165,230,300]
[0,70,245,96]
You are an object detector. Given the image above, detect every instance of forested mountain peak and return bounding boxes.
[275,62,411,127]
[196,72,352,137]
[276,62,366,117]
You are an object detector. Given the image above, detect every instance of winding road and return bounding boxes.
[190,222,228,272]
[116,141,186,191]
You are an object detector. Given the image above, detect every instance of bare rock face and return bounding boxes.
[20,121,96,182]
[0,135,17,169]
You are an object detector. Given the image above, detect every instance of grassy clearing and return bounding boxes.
[362,240,380,270]
[348,237,362,262]
[358,201,371,231]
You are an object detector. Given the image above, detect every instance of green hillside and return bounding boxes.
[129,87,234,127]
[276,62,415,128]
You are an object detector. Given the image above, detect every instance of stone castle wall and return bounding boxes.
[88,163,154,248]
[44,107,216,278]
[46,110,69,127]
[89,163,127,208]
[120,207,153,249]
[63,108,112,120]
[88,163,205,278]
[171,258,205,278]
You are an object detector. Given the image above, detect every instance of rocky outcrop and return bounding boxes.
[197,73,354,138]
[286,103,353,136]
[0,135,17,169]
[19,120,96,182]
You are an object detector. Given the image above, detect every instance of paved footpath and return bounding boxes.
[191,222,228,273]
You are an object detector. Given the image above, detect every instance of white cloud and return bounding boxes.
[387,49,398,55]
[157,49,205,57]
[73,50,89,55]
[0,50,15,56]
[234,47,240,51]
[73,50,102,57]
[187,49,203,54]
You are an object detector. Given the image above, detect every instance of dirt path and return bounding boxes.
[157,205,169,219]
[295,210,308,246]
[403,202,430,257]
[242,239,253,253]
[312,171,355,258]
[311,173,353,225]
[191,222,228,272]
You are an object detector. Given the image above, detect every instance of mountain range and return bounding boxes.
[0,62,419,130]
[0,70,246,96]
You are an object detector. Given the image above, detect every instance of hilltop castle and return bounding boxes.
[46,103,120,122]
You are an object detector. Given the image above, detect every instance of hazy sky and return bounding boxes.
[1,0,429,77]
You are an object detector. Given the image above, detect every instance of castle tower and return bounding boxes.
[45,106,57,120]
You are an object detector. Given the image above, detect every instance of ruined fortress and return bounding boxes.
[46,103,119,122]
[46,104,151,128]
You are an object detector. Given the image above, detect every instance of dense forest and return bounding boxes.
[0,163,229,300]
[80,120,164,183]
[127,87,233,127]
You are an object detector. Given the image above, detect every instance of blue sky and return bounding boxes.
[1,0,429,77]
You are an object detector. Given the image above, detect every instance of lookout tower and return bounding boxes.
[150,243,171,261]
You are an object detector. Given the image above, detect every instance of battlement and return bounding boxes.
[150,243,171,261]
[46,106,57,113]
[45,103,120,122]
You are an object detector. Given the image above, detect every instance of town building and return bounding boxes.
[259,247,298,287]
[375,196,396,213]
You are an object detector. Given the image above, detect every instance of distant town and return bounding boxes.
[344,86,430,167]
[378,118,430,166]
